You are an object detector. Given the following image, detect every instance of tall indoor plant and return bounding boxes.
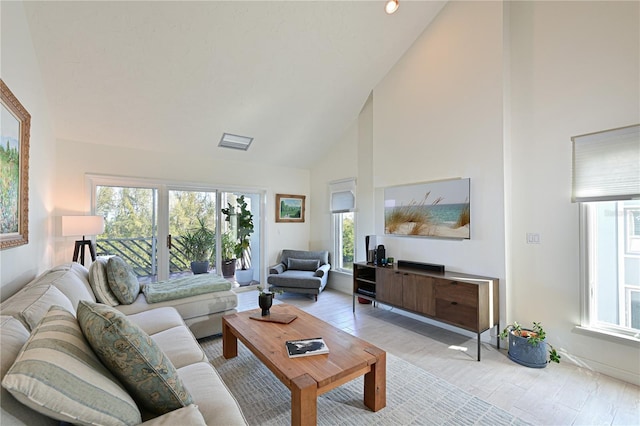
[181,218,215,274]
[222,195,254,284]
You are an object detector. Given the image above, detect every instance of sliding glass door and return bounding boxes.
[91,176,263,284]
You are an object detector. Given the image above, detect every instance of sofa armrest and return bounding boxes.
[315,263,330,277]
[269,264,286,274]
[138,404,206,425]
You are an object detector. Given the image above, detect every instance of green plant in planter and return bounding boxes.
[256,285,283,296]
[499,321,561,365]
[221,195,254,271]
[181,218,215,274]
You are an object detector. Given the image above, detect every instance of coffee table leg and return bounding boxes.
[222,318,237,359]
[291,374,317,426]
[364,348,386,411]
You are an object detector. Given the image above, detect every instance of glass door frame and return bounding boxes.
[87,174,267,283]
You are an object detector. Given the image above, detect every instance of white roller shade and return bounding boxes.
[572,124,640,202]
[329,178,356,213]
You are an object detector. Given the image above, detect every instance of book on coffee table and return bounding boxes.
[285,337,329,358]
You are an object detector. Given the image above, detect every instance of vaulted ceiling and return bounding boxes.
[23,1,445,168]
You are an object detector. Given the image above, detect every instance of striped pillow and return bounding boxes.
[88,257,120,306]
[77,301,193,415]
[1,306,141,426]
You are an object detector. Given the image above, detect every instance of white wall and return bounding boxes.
[508,0,639,384]
[54,139,310,282]
[0,1,56,300]
[373,1,507,291]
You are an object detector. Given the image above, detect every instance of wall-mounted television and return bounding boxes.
[384,178,470,239]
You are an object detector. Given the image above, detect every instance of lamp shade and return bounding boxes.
[61,216,105,237]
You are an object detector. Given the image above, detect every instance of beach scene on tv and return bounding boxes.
[384,178,470,239]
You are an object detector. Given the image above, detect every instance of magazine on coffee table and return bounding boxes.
[285,337,329,358]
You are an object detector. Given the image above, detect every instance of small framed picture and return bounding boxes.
[275,194,306,223]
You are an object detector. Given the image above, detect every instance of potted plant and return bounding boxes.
[222,195,254,284]
[220,231,236,278]
[181,218,215,274]
[499,321,561,368]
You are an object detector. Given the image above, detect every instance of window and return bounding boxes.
[582,201,640,336]
[330,178,356,273]
[573,124,640,339]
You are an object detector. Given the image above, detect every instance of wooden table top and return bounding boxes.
[223,304,383,390]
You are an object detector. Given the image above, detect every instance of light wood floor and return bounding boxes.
[233,287,639,425]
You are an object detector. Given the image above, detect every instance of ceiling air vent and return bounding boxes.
[219,133,253,151]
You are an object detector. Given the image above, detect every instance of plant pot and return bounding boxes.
[258,293,273,316]
[221,259,236,278]
[235,268,254,286]
[507,329,548,368]
[190,261,209,275]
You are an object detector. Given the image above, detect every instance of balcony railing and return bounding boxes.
[96,236,207,279]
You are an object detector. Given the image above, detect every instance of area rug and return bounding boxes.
[200,337,530,426]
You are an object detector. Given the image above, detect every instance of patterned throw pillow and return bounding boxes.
[106,256,140,304]
[89,256,120,306]
[287,258,320,271]
[77,301,193,415]
[1,306,142,425]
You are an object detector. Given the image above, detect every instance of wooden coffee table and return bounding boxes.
[222,303,386,426]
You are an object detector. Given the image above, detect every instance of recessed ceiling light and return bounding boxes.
[385,0,399,14]
[219,133,253,151]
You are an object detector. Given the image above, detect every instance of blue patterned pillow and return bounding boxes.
[106,256,140,304]
[77,301,193,415]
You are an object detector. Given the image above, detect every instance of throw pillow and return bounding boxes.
[1,306,142,426]
[89,256,120,306]
[77,300,193,415]
[288,258,320,271]
[20,285,75,330]
[106,256,140,304]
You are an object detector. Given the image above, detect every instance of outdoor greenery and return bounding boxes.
[222,195,254,270]
[342,213,354,269]
[181,218,215,262]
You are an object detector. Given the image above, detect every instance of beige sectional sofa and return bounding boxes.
[0,262,246,425]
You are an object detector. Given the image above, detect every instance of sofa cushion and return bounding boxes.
[139,404,207,425]
[178,362,248,426]
[107,256,140,304]
[89,256,120,306]
[0,284,75,331]
[77,301,193,415]
[280,249,329,266]
[287,258,320,271]
[35,263,97,309]
[1,306,142,426]
[1,316,58,426]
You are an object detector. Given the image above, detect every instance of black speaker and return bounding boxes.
[375,245,386,265]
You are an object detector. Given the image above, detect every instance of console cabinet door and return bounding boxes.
[377,268,403,306]
[403,274,435,316]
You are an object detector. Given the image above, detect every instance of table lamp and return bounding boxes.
[61,215,105,265]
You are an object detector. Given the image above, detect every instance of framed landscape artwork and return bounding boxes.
[276,194,305,223]
[384,178,470,239]
[1,80,30,250]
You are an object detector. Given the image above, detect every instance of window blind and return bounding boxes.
[329,178,356,213]
[572,124,640,202]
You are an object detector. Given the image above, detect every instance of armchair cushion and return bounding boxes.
[287,258,320,271]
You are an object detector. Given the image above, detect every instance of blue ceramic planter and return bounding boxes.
[507,330,548,368]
